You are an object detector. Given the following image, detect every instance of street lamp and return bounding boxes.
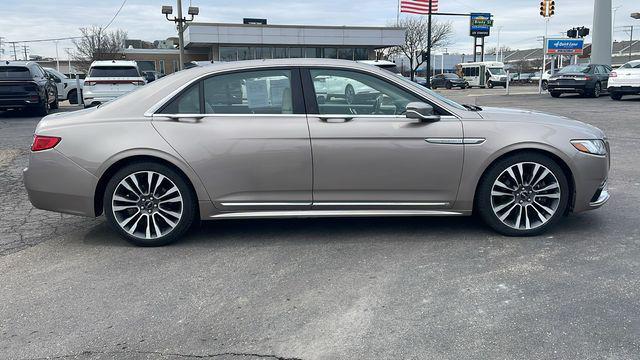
[162,1,199,71]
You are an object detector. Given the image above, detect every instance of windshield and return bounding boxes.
[620,61,640,69]
[488,67,506,75]
[559,65,589,74]
[396,76,467,111]
[89,66,141,78]
[444,73,460,79]
[0,66,31,79]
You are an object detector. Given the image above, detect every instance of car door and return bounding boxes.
[596,65,610,89]
[432,74,443,87]
[152,67,313,211]
[302,67,464,208]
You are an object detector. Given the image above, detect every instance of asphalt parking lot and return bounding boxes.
[1,91,639,359]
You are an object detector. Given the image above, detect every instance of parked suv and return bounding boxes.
[83,60,146,107]
[608,60,640,100]
[44,67,84,105]
[0,61,58,115]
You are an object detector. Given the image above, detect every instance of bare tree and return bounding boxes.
[72,26,127,71]
[389,17,454,80]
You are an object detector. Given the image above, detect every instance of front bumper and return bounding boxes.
[23,148,98,217]
[571,148,611,213]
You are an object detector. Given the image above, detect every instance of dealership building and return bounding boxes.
[121,21,406,75]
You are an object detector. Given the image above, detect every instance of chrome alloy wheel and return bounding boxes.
[490,162,561,230]
[111,171,183,240]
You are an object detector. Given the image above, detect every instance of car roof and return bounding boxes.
[358,60,397,66]
[90,60,139,67]
[0,60,38,67]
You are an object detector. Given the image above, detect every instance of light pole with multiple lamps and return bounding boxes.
[162,1,199,71]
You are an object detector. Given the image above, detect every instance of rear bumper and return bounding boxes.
[608,86,640,94]
[0,97,41,109]
[547,83,589,93]
[23,148,97,217]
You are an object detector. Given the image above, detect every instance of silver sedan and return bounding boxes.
[23,59,610,246]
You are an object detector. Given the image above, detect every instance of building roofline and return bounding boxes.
[186,22,404,30]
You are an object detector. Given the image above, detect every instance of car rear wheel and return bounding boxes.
[50,97,59,110]
[103,162,197,246]
[550,91,561,98]
[610,92,623,101]
[345,84,355,104]
[542,80,548,90]
[476,153,569,236]
[35,99,49,116]
[68,89,79,104]
[487,80,494,89]
[591,82,601,98]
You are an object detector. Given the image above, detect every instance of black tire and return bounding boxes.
[610,92,623,101]
[50,97,59,110]
[103,162,197,246]
[541,80,548,90]
[550,91,561,98]
[432,84,437,89]
[68,89,78,104]
[487,80,494,89]
[35,99,49,116]
[476,152,570,236]
[445,82,452,89]
[591,82,601,98]
[345,84,355,104]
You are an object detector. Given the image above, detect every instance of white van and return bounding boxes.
[459,61,508,88]
[83,60,146,107]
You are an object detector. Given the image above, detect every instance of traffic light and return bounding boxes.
[577,27,589,38]
[548,1,555,16]
[540,1,546,17]
[567,29,578,38]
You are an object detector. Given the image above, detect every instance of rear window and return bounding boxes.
[620,61,640,69]
[0,66,31,79]
[376,64,401,74]
[89,66,140,78]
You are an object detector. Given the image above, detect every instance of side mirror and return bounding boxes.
[405,102,440,122]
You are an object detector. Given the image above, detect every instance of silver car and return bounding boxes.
[23,59,610,246]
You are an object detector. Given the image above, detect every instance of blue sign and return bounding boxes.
[470,13,492,37]
[546,39,584,55]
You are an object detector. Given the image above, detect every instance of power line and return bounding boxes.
[103,0,129,31]
[6,36,81,44]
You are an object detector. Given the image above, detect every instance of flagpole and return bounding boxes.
[426,0,433,88]
[396,0,400,26]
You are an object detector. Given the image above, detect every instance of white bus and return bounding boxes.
[459,61,508,88]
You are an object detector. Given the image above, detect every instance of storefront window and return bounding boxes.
[337,48,354,60]
[323,48,337,59]
[255,47,272,59]
[237,47,252,60]
[220,47,237,62]
[305,47,322,58]
[354,48,369,60]
[274,47,288,59]
[289,47,303,58]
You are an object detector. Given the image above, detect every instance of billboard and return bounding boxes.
[546,38,584,55]
[470,13,493,37]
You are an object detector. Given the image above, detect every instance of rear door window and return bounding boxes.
[202,69,294,114]
[89,66,140,77]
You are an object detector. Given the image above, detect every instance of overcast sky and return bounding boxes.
[0,0,638,59]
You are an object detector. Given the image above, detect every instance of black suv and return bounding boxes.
[0,61,59,115]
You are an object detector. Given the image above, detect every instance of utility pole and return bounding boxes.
[12,42,17,60]
[22,45,29,60]
[0,37,4,60]
[55,40,60,71]
[162,1,199,71]
[591,0,612,65]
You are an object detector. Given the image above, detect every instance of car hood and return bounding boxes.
[477,106,605,138]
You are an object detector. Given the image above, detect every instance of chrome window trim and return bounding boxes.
[151,114,459,120]
[144,64,467,118]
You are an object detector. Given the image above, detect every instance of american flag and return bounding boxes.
[399,0,438,15]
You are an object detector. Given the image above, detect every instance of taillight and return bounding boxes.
[610,71,617,77]
[133,80,145,85]
[85,81,96,86]
[31,135,61,151]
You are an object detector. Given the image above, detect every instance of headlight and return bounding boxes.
[571,139,607,156]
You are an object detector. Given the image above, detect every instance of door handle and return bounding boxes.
[319,116,353,123]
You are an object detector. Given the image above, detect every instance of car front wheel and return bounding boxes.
[610,92,623,101]
[103,162,197,246]
[550,91,561,98]
[476,153,569,236]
